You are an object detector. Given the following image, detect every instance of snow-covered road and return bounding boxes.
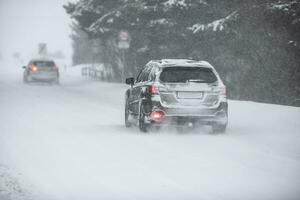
[1,61,300,200]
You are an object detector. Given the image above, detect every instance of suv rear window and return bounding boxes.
[159,67,217,83]
[33,61,55,67]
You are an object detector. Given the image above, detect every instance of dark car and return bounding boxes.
[23,59,59,84]
[125,59,228,133]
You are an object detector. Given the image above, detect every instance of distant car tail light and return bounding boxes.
[31,65,38,72]
[150,111,165,122]
[149,85,159,95]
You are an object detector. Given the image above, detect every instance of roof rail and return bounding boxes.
[146,59,212,67]
[197,60,211,65]
[160,59,195,64]
[146,60,162,65]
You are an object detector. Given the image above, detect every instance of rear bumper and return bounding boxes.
[145,102,228,126]
[29,72,58,81]
[153,115,227,126]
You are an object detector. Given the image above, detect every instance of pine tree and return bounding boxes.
[64,0,300,105]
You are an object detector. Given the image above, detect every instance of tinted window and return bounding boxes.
[137,66,151,83]
[159,67,217,83]
[136,70,143,83]
[136,68,146,83]
[33,61,55,67]
[142,66,152,82]
[149,66,158,81]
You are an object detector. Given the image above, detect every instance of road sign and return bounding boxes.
[118,31,130,49]
[118,41,130,49]
[118,31,130,41]
[38,43,47,55]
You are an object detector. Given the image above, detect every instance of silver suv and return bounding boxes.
[125,59,228,133]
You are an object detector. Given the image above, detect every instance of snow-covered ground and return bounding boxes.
[0,60,300,200]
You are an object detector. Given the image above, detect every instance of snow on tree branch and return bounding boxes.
[189,11,238,34]
[163,0,207,8]
[89,10,120,34]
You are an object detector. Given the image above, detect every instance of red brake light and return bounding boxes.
[31,65,38,72]
[223,87,226,96]
[149,85,159,95]
[220,86,226,97]
[150,111,165,122]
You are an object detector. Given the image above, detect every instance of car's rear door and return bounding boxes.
[130,66,152,115]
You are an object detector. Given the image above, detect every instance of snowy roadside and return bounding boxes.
[0,164,32,200]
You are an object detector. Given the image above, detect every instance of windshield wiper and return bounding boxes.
[187,79,207,83]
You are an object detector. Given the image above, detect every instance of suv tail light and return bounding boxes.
[148,85,159,95]
[220,86,226,97]
[150,111,165,122]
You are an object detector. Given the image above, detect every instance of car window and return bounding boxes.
[136,66,151,83]
[149,66,158,81]
[159,67,217,83]
[33,61,55,67]
[141,66,152,82]
[136,68,145,83]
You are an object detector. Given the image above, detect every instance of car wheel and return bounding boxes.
[51,76,59,85]
[125,100,131,127]
[212,123,227,133]
[151,126,161,132]
[176,126,185,133]
[139,104,149,133]
[23,76,28,83]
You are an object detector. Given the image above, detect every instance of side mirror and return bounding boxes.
[22,66,26,69]
[125,77,135,85]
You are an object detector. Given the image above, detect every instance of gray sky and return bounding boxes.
[0,0,74,64]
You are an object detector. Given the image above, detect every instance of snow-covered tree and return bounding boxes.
[64,0,300,105]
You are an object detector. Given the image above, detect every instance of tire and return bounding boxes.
[125,100,131,127]
[23,76,28,83]
[55,78,60,85]
[151,126,161,132]
[212,123,227,133]
[176,126,185,133]
[139,104,150,132]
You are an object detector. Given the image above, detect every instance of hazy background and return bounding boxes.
[0,0,73,64]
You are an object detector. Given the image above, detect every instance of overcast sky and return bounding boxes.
[0,0,74,64]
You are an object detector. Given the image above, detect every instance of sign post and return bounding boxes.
[92,40,100,72]
[117,31,130,82]
[38,43,47,57]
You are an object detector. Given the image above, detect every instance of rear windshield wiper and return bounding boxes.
[187,79,207,83]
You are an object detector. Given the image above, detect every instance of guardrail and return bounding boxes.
[81,66,107,80]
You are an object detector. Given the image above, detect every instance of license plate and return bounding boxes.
[40,68,52,72]
[177,91,203,99]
